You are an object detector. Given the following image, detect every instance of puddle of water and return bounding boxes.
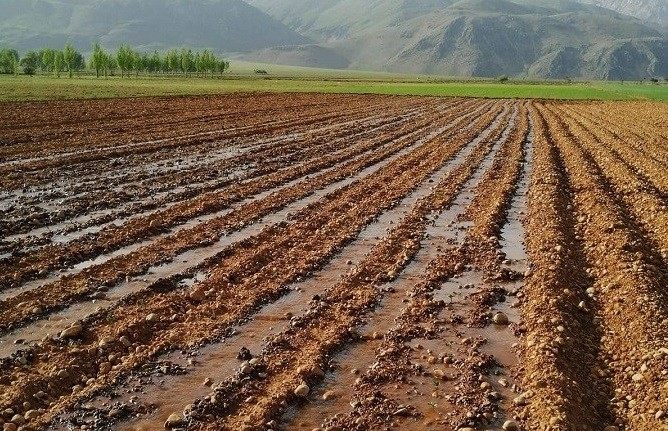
[383,332,464,431]
[499,127,532,271]
[441,106,518,246]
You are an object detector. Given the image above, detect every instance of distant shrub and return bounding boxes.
[650,77,659,83]
[0,48,19,74]
[497,75,509,83]
[20,51,40,75]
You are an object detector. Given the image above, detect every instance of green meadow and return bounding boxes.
[1,62,665,102]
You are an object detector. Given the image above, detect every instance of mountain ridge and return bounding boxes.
[1,0,665,79]
[248,0,667,79]
[579,0,667,28]
[0,0,308,52]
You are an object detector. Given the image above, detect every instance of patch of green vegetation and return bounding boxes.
[0,74,665,102]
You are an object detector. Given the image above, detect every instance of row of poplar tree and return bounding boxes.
[0,43,230,77]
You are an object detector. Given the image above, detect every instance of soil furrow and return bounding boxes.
[0,100,484,332]
[0,98,404,189]
[549,104,668,259]
[1,105,425,244]
[0,103,470,355]
[59,102,496,431]
[0,100,506,430]
[536,103,667,430]
[567,104,668,168]
[2,94,665,431]
[0,100,475,290]
[184,102,514,431]
[277,105,519,431]
[0,97,372,165]
[559,105,668,194]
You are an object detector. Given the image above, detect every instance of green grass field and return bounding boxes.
[1,64,666,102]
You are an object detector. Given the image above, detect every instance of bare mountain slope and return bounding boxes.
[249,0,667,79]
[0,0,309,52]
[579,0,667,28]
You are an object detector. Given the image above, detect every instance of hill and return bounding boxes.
[0,0,308,52]
[579,0,667,28]
[1,0,665,79]
[248,0,667,79]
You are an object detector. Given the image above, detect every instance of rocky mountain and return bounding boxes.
[247,0,666,79]
[0,0,308,52]
[579,0,667,28]
[1,0,665,79]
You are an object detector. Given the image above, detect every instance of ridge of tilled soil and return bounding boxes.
[0,94,665,431]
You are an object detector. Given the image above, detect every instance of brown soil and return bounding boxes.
[0,94,665,431]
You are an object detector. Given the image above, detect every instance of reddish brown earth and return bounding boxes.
[0,94,665,431]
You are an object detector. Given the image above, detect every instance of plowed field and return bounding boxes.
[0,94,666,431]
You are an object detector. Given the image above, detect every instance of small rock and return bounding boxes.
[60,324,83,339]
[503,420,519,431]
[632,373,644,382]
[4,424,18,431]
[322,390,340,401]
[432,369,449,380]
[24,410,38,420]
[164,412,184,429]
[240,362,253,375]
[602,426,619,431]
[98,336,115,348]
[189,289,206,302]
[237,347,252,360]
[119,336,132,347]
[99,362,112,375]
[146,313,159,323]
[9,415,24,426]
[493,312,510,325]
[393,408,409,416]
[294,382,310,397]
